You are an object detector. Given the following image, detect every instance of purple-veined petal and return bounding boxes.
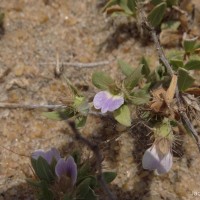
[93,91,108,110]
[142,145,160,170]
[156,151,173,174]
[65,156,77,185]
[55,156,77,185]
[44,148,61,164]
[31,149,45,160]
[31,148,61,164]
[55,158,67,178]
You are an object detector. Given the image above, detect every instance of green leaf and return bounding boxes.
[119,0,134,15]
[130,89,150,105]
[166,0,179,6]
[184,59,200,70]
[92,71,115,90]
[147,2,167,27]
[113,105,131,127]
[183,37,198,53]
[103,172,117,183]
[26,178,43,188]
[39,180,54,200]
[83,188,98,200]
[151,0,163,5]
[166,49,184,61]
[34,157,55,182]
[170,59,184,70]
[75,115,87,128]
[73,96,89,115]
[42,108,75,120]
[77,163,91,183]
[118,59,134,76]
[140,56,150,78]
[76,178,91,198]
[127,0,137,13]
[124,65,143,90]
[161,20,180,31]
[177,68,195,91]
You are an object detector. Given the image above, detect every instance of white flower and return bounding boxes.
[142,139,173,175]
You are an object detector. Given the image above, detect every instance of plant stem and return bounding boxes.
[142,18,200,152]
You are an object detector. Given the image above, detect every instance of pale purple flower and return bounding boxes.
[142,143,173,175]
[31,148,61,164]
[93,91,124,113]
[55,156,77,185]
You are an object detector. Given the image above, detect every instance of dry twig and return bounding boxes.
[0,102,67,110]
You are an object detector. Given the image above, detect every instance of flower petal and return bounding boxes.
[44,148,61,164]
[55,156,77,185]
[101,97,113,113]
[156,151,173,174]
[107,96,124,112]
[65,156,77,185]
[31,148,61,164]
[55,158,67,178]
[31,149,45,160]
[93,91,108,110]
[93,91,124,113]
[142,145,160,170]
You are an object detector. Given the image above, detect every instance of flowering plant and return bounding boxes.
[28,148,116,200]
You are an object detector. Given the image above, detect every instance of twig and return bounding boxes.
[142,17,200,152]
[39,60,110,68]
[68,121,117,200]
[0,102,67,109]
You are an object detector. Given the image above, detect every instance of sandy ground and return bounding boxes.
[0,0,200,199]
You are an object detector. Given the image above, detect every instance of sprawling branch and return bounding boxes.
[142,19,200,152]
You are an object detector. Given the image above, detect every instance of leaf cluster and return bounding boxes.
[28,151,117,200]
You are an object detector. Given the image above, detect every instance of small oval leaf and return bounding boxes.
[114,105,131,127]
[184,59,200,70]
[147,2,167,27]
[177,68,195,91]
[92,71,115,90]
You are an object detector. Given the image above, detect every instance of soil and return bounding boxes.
[0,0,200,200]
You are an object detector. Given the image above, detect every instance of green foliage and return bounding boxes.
[92,71,115,90]
[103,0,137,16]
[140,56,150,78]
[42,108,74,120]
[31,157,55,183]
[130,87,150,105]
[184,59,200,70]
[170,59,184,70]
[161,20,180,31]
[124,65,143,90]
[147,2,167,27]
[166,0,179,6]
[102,172,117,183]
[183,37,198,53]
[29,149,117,200]
[177,68,195,91]
[118,59,134,76]
[114,104,131,126]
